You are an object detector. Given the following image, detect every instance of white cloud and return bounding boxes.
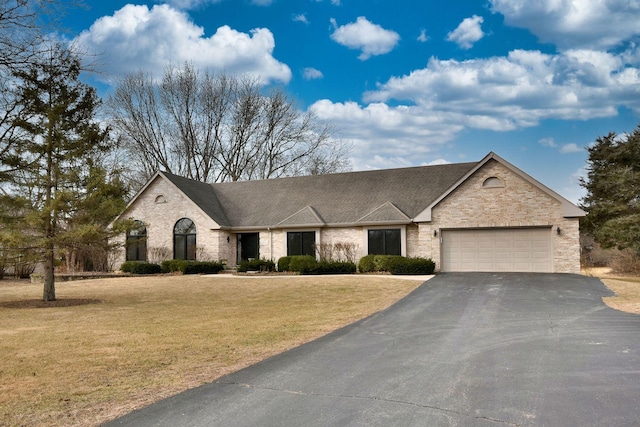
[302,67,324,80]
[163,0,221,10]
[74,4,291,85]
[490,0,640,50]
[540,138,583,154]
[330,16,400,60]
[559,143,583,153]
[293,13,309,24]
[251,0,273,5]
[355,155,414,171]
[539,137,557,147]
[447,15,484,49]
[565,166,588,204]
[424,158,451,166]
[363,49,640,130]
[309,99,465,163]
[417,29,429,43]
[307,46,640,165]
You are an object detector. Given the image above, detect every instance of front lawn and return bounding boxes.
[0,275,422,426]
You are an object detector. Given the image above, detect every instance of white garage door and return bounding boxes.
[441,228,553,272]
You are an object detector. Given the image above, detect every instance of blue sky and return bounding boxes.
[62,0,640,203]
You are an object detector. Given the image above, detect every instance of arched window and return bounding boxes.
[174,218,196,260]
[155,195,166,204]
[126,220,147,261]
[482,177,504,188]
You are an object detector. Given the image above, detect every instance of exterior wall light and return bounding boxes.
[556,226,561,235]
[433,230,438,237]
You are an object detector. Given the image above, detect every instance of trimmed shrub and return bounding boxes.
[281,258,356,275]
[358,255,376,273]
[277,256,292,272]
[121,261,162,275]
[374,255,403,272]
[358,255,434,275]
[288,255,318,274]
[182,261,225,275]
[313,261,357,275]
[389,257,436,275]
[161,259,184,273]
[160,260,225,274]
[358,255,402,273]
[237,258,276,273]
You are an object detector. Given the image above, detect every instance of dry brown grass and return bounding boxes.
[0,274,422,427]
[582,267,640,315]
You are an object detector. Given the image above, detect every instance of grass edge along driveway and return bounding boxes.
[0,274,424,427]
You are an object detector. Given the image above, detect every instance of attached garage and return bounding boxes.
[441,228,553,273]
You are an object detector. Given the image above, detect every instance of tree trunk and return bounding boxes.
[43,242,56,301]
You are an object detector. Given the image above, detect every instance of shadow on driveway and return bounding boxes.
[105,273,640,426]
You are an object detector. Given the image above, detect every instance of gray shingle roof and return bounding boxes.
[162,172,231,227]
[198,161,479,228]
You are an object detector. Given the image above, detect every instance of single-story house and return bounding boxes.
[112,152,586,273]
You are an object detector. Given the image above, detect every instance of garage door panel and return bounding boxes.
[442,228,552,273]
[513,251,531,260]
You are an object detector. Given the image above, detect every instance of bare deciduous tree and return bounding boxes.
[108,63,351,184]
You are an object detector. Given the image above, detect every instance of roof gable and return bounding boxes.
[275,206,326,228]
[414,152,586,222]
[112,171,230,228]
[357,202,411,224]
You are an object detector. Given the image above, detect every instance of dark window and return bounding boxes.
[126,220,147,261]
[174,218,196,260]
[368,229,401,256]
[287,231,316,256]
[238,233,259,263]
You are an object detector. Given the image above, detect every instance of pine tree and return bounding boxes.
[10,43,111,301]
[580,125,640,255]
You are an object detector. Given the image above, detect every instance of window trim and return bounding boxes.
[364,226,406,256]
[286,230,318,257]
[173,218,197,260]
[126,220,147,261]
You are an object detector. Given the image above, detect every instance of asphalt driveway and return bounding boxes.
[106,273,640,426]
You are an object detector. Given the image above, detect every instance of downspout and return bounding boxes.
[268,227,272,262]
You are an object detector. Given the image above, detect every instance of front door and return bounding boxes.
[237,233,259,263]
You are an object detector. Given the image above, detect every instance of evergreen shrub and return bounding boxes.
[389,257,436,275]
[358,255,402,273]
[161,260,224,274]
[277,256,292,272]
[237,258,276,273]
[287,255,318,273]
[121,261,162,275]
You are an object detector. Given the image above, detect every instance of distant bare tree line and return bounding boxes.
[108,63,351,186]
